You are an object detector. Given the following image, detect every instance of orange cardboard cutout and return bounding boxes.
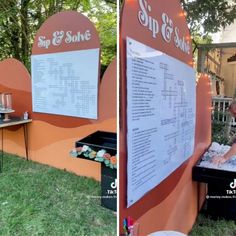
[0,11,116,182]
[0,56,116,181]
[99,58,117,120]
[120,0,211,234]
[31,10,100,128]
[32,11,100,55]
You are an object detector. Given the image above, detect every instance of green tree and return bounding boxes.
[0,0,116,70]
[181,0,236,35]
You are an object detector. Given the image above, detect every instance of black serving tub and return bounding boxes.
[101,165,117,211]
[75,131,116,156]
[75,131,117,211]
[192,159,236,185]
[193,157,236,220]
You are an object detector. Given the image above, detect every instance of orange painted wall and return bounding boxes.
[0,11,117,182]
[1,57,116,181]
[120,1,211,235]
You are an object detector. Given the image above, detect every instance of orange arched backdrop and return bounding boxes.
[0,11,116,182]
[31,10,101,127]
[120,0,211,235]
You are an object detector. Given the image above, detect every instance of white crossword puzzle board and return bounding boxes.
[31,48,99,119]
[126,37,196,207]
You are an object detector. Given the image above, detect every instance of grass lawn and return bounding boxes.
[0,153,116,236]
[190,214,236,236]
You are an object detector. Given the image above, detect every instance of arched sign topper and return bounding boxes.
[32,10,100,54]
[31,11,100,121]
[138,0,190,54]
[37,29,92,49]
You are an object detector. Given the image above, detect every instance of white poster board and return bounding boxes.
[31,48,99,119]
[127,37,196,207]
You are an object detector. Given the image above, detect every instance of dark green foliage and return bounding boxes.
[211,110,236,145]
[212,121,231,145]
[181,0,236,36]
[0,0,116,70]
[0,153,116,236]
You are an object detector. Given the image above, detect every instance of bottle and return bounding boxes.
[23,111,29,120]
[5,93,12,110]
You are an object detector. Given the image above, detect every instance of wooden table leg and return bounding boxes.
[0,128,3,172]
[23,124,29,161]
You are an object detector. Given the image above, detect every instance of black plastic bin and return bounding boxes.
[75,131,117,155]
[206,183,236,220]
[101,165,117,211]
[193,158,236,220]
[75,131,117,211]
